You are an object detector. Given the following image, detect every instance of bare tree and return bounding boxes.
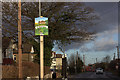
[102,55,111,63]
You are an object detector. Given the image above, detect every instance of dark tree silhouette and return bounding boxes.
[2,2,99,66]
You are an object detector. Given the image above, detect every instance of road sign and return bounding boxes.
[35,17,48,35]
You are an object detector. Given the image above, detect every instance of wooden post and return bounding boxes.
[96,58,97,63]
[77,51,78,62]
[83,55,85,72]
[117,46,119,62]
[113,53,115,60]
[40,35,44,80]
[18,0,22,78]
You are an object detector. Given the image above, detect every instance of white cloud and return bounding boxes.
[96,27,117,37]
[78,28,118,52]
[53,2,118,53]
[92,28,118,51]
[94,37,117,51]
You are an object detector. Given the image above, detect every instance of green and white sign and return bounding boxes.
[35,17,48,35]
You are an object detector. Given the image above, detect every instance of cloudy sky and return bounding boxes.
[52,2,118,65]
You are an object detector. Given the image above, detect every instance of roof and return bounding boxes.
[13,43,33,54]
[2,37,34,55]
[2,37,12,53]
[23,43,33,52]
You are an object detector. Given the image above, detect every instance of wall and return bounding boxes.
[56,58,62,70]
[2,62,50,78]
[13,54,37,62]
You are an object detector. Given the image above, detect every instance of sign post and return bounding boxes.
[40,35,44,79]
[35,16,48,80]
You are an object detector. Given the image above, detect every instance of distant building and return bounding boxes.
[85,64,95,72]
[2,37,37,64]
[50,52,63,70]
[38,21,46,24]
[56,54,63,70]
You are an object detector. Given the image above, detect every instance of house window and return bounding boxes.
[13,55,16,61]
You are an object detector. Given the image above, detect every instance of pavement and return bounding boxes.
[67,72,120,80]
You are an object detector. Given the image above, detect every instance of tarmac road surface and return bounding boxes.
[67,72,120,80]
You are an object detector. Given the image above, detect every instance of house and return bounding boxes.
[50,52,66,70]
[38,21,46,24]
[56,54,62,70]
[13,45,36,62]
[2,37,37,64]
[2,37,14,59]
[2,37,16,65]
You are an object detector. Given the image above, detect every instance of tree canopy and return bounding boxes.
[2,2,99,66]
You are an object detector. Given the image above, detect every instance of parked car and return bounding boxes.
[96,68,103,74]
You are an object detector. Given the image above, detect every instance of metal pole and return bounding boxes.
[40,35,44,80]
[39,0,44,79]
[39,0,41,17]
[18,0,22,78]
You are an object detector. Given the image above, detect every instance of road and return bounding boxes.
[68,72,120,80]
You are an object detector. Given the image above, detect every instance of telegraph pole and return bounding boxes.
[96,58,97,63]
[77,51,78,61]
[113,53,116,60]
[62,44,67,78]
[83,55,85,72]
[117,46,119,62]
[18,0,22,78]
[116,46,120,74]
[76,51,79,73]
[74,50,77,74]
[75,51,78,74]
